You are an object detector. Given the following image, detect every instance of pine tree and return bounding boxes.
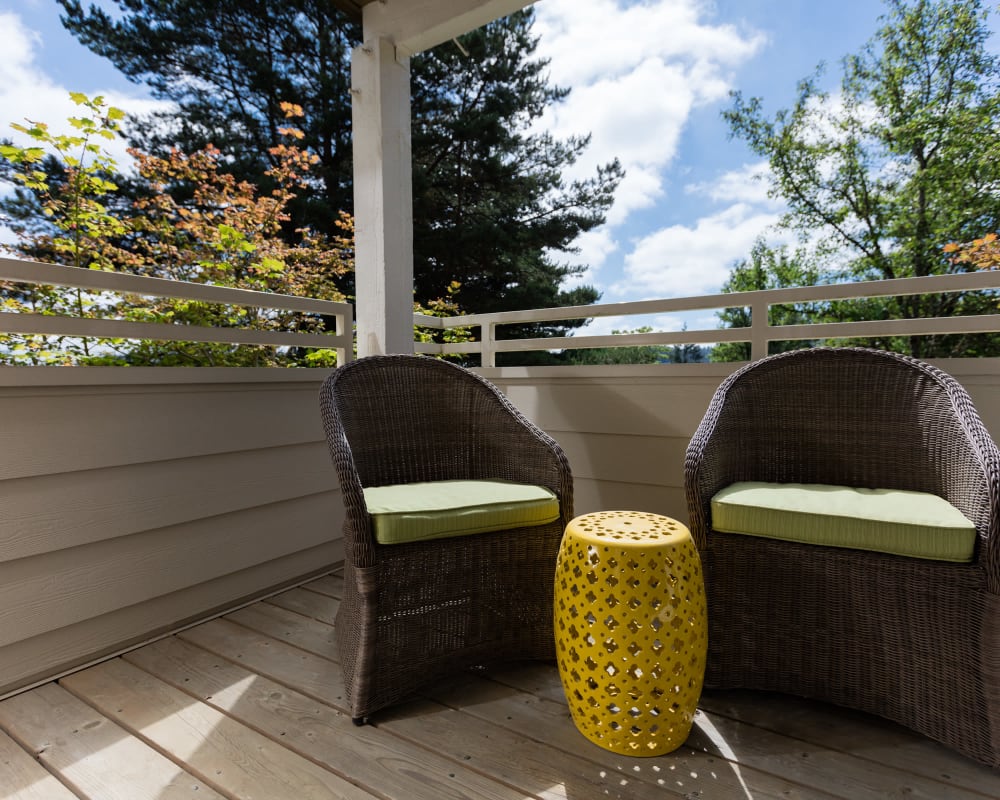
[57,1,622,355]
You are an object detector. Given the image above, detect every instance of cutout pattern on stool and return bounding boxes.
[554,511,707,756]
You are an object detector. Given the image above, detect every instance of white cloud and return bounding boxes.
[614,203,786,298]
[575,314,632,337]
[558,227,620,289]
[533,0,766,88]
[686,161,776,206]
[572,309,723,339]
[0,11,169,171]
[533,0,768,299]
[534,1,764,218]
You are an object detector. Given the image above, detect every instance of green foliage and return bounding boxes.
[56,2,621,357]
[0,95,353,366]
[0,93,135,363]
[5,93,128,271]
[410,12,622,340]
[712,240,826,362]
[559,326,707,366]
[722,0,1000,357]
[414,281,474,348]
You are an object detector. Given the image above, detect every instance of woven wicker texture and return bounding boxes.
[554,511,707,756]
[685,346,1000,767]
[319,354,573,721]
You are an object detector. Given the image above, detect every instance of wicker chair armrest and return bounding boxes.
[955,404,1000,591]
[465,373,575,523]
[684,390,739,550]
[318,407,379,567]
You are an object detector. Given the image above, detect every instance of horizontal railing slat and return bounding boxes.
[436,271,1000,329]
[4,257,1000,365]
[0,257,351,317]
[490,327,752,354]
[0,312,349,349]
[424,271,1000,364]
[775,313,1000,340]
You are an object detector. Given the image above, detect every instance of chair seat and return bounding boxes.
[711,481,976,562]
[364,479,560,545]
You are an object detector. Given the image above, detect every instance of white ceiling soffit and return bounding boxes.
[363,0,537,58]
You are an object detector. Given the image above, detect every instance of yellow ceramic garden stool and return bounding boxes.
[553,511,708,756]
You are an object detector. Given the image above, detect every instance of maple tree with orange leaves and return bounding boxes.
[944,233,1000,270]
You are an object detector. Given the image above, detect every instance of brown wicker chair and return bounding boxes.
[685,346,1000,767]
[319,354,573,723]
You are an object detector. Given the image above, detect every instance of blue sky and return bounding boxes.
[1,0,994,334]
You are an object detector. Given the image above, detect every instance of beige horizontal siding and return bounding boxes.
[2,442,335,561]
[0,494,340,649]
[0,543,340,698]
[0,369,343,698]
[0,380,325,480]
[483,364,735,523]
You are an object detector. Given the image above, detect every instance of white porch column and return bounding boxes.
[351,36,414,357]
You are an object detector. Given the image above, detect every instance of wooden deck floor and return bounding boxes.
[1,572,998,800]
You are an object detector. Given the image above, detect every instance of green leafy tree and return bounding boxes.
[1,95,477,366]
[664,338,709,364]
[58,0,358,232]
[0,96,352,365]
[0,93,138,363]
[723,0,1000,357]
[560,327,672,366]
[711,240,826,362]
[57,2,622,359]
[409,13,621,346]
[558,326,708,366]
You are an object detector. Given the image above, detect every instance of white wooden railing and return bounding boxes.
[3,257,1000,367]
[0,257,354,364]
[414,271,1000,366]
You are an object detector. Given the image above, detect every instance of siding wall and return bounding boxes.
[3,358,1000,697]
[0,368,343,698]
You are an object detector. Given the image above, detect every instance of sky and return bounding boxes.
[1,0,994,335]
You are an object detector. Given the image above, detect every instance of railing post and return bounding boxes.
[481,321,496,368]
[750,300,768,361]
[337,305,354,365]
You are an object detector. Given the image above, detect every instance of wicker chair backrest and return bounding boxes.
[320,354,553,489]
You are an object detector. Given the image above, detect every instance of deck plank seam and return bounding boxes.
[118,643,394,800]
[0,721,88,800]
[174,618,580,800]
[55,664,244,800]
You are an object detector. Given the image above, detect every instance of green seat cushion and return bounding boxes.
[363,479,560,545]
[710,481,976,563]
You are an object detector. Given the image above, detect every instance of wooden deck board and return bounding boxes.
[299,575,344,599]
[0,571,998,800]
[125,636,530,800]
[487,664,992,800]
[0,726,78,800]
[0,682,222,800]
[425,670,841,800]
[265,586,340,625]
[697,689,1000,795]
[237,591,832,799]
[61,658,375,800]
